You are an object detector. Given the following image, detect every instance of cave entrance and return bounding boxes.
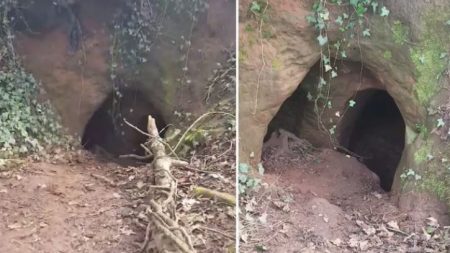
[339,89,405,191]
[81,89,166,164]
[264,61,406,191]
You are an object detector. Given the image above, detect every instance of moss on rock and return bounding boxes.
[391,20,410,45]
[411,8,450,106]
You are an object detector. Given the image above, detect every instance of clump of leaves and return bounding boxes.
[0,1,70,160]
[0,69,67,158]
[248,0,270,24]
[239,163,264,194]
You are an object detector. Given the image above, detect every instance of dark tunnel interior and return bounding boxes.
[340,89,405,191]
[82,90,166,163]
[264,79,405,191]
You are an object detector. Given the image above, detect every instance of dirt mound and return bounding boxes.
[240,147,450,252]
[264,149,380,198]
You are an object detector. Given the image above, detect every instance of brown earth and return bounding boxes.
[0,148,235,253]
[240,144,450,253]
[0,156,138,253]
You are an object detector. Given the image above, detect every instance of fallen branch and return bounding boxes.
[193,186,236,206]
[199,226,234,240]
[141,115,196,253]
[91,173,116,187]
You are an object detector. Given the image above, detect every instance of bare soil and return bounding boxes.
[0,149,235,253]
[0,155,138,253]
[240,144,450,253]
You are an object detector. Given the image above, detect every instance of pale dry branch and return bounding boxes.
[140,115,196,253]
[193,186,236,206]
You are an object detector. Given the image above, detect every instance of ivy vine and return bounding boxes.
[108,0,208,130]
[0,0,69,161]
[306,0,390,144]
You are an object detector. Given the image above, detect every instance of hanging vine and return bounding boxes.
[108,0,208,132]
[306,0,390,146]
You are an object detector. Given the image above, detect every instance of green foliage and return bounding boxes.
[109,0,208,124]
[306,0,389,143]
[410,9,450,106]
[415,123,429,139]
[239,163,263,194]
[0,70,67,158]
[411,48,446,105]
[421,176,448,201]
[400,168,422,181]
[0,1,69,160]
[414,144,432,164]
[391,20,409,45]
[110,0,208,72]
[383,50,392,60]
[249,0,269,17]
[247,0,272,41]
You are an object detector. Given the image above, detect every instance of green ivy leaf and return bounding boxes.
[349,100,356,107]
[250,1,261,13]
[439,52,448,59]
[419,55,425,64]
[362,29,371,37]
[331,70,338,78]
[239,163,250,173]
[319,78,326,86]
[329,125,336,135]
[341,51,347,58]
[335,16,343,25]
[446,20,450,26]
[325,64,332,72]
[371,2,378,12]
[319,9,330,21]
[317,34,328,46]
[380,6,390,17]
[322,55,330,65]
[349,0,358,7]
[306,15,317,24]
[437,118,445,128]
[355,4,367,16]
[239,174,248,183]
[257,163,265,175]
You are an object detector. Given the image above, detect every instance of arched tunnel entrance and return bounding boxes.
[82,89,166,164]
[264,63,406,192]
[338,89,405,191]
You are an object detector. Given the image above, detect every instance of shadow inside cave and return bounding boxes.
[81,89,166,165]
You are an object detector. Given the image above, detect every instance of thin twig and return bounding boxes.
[91,173,117,187]
[172,111,234,154]
[200,226,234,240]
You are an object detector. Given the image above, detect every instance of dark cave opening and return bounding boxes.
[81,90,166,164]
[264,63,406,191]
[339,89,405,191]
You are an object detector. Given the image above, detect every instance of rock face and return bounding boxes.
[239,0,450,222]
[15,0,235,138]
